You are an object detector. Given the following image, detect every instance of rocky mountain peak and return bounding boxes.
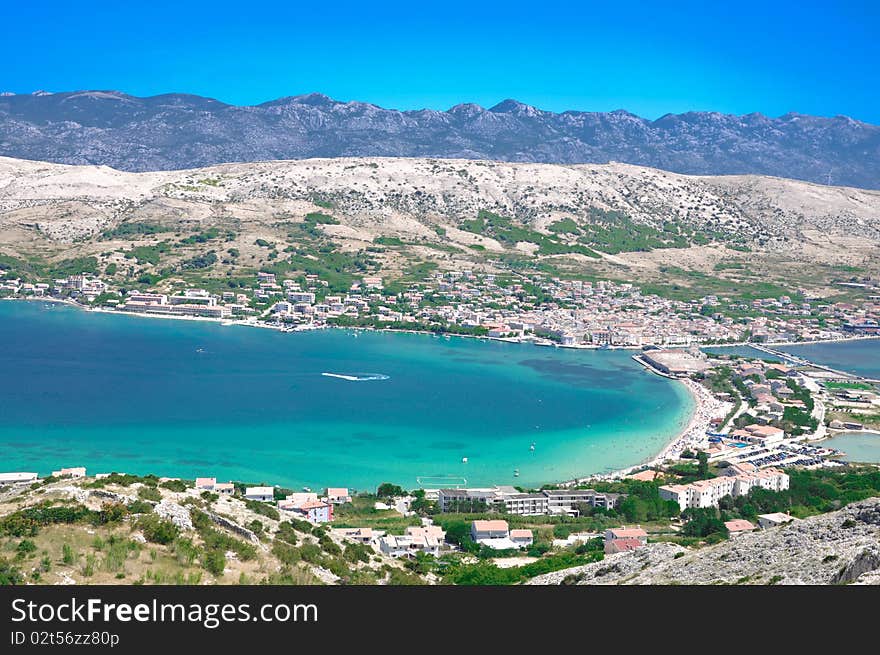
[0,91,877,188]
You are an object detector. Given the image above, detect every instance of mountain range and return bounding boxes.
[1,90,878,189]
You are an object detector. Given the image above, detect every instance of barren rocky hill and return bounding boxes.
[528,498,880,585]
[1,156,878,294]
[2,91,879,189]
[2,156,878,242]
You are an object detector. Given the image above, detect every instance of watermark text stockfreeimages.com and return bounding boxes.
[10,597,318,630]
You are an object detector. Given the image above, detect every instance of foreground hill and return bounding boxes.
[528,497,880,585]
[1,91,879,188]
[1,156,878,297]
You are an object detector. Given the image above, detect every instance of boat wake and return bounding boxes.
[321,372,390,382]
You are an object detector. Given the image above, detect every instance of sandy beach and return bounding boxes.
[566,378,734,484]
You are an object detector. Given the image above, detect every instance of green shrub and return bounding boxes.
[0,558,24,585]
[319,535,341,556]
[127,500,153,514]
[203,550,227,577]
[160,479,188,493]
[62,543,75,565]
[137,515,180,545]
[16,540,37,557]
[172,538,199,567]
[272,541,301,566]
[275,523,299,545]
[343,543,372,563]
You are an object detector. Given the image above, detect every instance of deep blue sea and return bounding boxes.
[0,301,693,490]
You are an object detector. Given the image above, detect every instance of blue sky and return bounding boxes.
[4,1,879,122]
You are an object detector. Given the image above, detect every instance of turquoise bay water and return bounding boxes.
[826,432,880,464]
[0,301,693,490]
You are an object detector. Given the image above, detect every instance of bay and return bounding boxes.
[0,301,693,490]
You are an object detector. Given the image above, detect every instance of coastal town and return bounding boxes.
[2,265,879,348]
[2,252,880,585]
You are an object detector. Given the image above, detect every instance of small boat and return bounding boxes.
[302,486,311,492]
[514,469,520,477]
[530,443,535,451]
[461,457,468,463]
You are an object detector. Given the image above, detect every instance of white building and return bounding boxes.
[325,487,352,505]
[291,500,333,523]
[51,467,86,479]
[0,472,38,485]
[660,469,789,512]
[757,512,797,529]
[195,477,234,495]
[378,526,445,557]
[331,527,381,546]
[244,486,275,502]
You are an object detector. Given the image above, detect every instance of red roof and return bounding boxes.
[610,538,644,551]
[298,500,329,510]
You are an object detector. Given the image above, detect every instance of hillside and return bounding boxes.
[1,91,879,188]
[0,474,425,586]
[528,497,880,585]
[1,156,879,299]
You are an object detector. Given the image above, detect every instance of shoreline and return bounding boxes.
[11,296,880,351]
[563,377,732,484]
[0,296,867,487]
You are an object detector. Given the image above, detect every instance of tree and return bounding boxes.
[377,483,404,498]
[409,489,437,515]
[697,451,709,478]
[681,507,728,539]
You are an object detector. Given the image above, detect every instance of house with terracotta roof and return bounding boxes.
[195,477,235,495]
[325,487,352,505]
[604,527,648,546]
[724,519,757,536]
[509,529,534,547]
[605,538,645,554]
[471,520,509,542]
[292,500,333,523]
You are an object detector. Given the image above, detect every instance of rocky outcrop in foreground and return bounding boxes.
[529,499,880,585]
